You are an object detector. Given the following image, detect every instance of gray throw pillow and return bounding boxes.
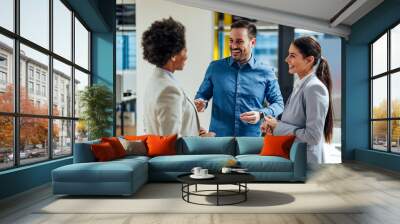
[119,138,147,156]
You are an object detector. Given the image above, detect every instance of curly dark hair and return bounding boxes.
[142,17,186,68]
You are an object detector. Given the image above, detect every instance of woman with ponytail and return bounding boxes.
[261,36,333,164]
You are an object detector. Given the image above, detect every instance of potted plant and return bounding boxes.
[79,84,113,140]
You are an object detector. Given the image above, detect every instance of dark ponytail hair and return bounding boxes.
[293,36,333,143]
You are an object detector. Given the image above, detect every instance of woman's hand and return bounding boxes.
[260,121,273,135]
[199,127,216,137]
[200,131,216,137]
[261,116,278,134]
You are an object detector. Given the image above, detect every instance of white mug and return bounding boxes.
[221,167,232,174]
[200,169,208,176]
[191,167,202,176]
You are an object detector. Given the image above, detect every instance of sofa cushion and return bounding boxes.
[148,154,235,172]
[115,155,150,164]
[235,137,263,155]
[177,137,235,155]
[236,155,293,172]
[74,140,100,163]
[52,158,147,183]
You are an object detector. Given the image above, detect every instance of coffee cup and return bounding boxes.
[199,169,208,176]
[221,167,232,174]
[191,167,202,176]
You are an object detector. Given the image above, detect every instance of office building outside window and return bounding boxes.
[0,0,91,170]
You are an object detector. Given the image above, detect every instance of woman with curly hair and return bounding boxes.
[142,17,214,137]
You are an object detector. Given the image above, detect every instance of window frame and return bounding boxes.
[0,0,92,171]
[370,20,400,154]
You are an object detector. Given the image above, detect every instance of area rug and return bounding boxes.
[37,183,362,214]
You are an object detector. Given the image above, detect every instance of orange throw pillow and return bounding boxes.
[91,142,117,162]
[259,135,296,159]
[101,137,126,158]
[124,135,154,141]
[146,134,177,157]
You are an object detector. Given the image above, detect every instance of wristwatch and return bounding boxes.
[259,111,265,120]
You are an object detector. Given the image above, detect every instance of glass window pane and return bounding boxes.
[20,0,49,49]
[391,72,400,118]
[75,120,88,143]
[372,77,387,119]
[391,24,400,70]
[20,117,49,165]
[20,44,49,115]
[254,30,278,73]
[53,0,72,60]
[372,33,387,76]
[53,59,72,117]
[116,31,137,71]
[74,69,89,118]
[392,120,400,153]
[0,116,14,170]
[0,0,14,31]
[75,18,89,70]
[53,119,72,158]
[372,121,388,151]
[0,35,14,112]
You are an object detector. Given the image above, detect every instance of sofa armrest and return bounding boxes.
[73,140,100,163]
[289,142,307,181]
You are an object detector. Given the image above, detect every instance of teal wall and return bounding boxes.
[344,0,400,171]
[0,0,116,200]
[0,158,72,199]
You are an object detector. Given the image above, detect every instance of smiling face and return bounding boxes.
[285,43,315,77]
[229,28,255,64]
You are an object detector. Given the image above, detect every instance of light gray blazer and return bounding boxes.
[273,73,329,164]
[144,67,201,137]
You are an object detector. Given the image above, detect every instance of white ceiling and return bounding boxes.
[165,0,384,38]
[228,0,352,22]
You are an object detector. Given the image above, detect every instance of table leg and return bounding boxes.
[245,183,247,201]
[217,184,219,206]
[187,184,190,202]
[195,184,197,192]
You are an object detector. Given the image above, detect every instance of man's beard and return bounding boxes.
[230,48,242,61]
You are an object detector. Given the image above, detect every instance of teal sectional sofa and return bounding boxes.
[52,137,306,196]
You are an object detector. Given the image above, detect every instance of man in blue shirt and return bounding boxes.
[194,20,284,137]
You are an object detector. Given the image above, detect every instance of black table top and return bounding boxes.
[177,172,255,185]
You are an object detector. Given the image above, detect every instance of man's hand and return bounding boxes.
[194,99,207,112]
[240,111,260,124]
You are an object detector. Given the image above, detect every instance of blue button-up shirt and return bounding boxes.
[195,56,284,137]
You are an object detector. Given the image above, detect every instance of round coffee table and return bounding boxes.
[177,173,255,206]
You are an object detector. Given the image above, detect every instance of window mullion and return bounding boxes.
[71,10,76,155]
[49,0,54,160]
[13,0,20,167]
[388,29,391,152]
